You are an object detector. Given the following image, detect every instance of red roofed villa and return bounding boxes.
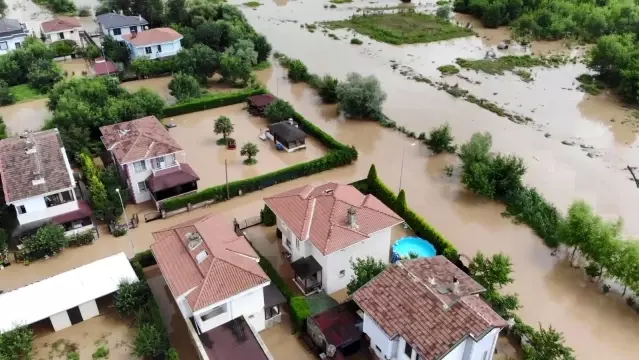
[151,214,283,360]
[264,182,404,295]
[100,116,199,208]
[352,256,508,360]
[39,16,83,46]
[122,27,183,60]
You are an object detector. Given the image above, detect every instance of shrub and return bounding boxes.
[114,280,151,317]
[290,296,311,331]
[350,38,363,45]
[169,73,202,102]
[241,142,259,165]
[287,59,309,82]
[317,75,339,103]
[67,352,80,360]
[0,326,34,360]
[258,255,294,299]
[167,348,180,360]
[437,64,459,75]
[133,323,168,358]
[265,99,296,122]
[92,345,109,359]
[132,249,157,268]
[0,80,14,105]
[0,228,8,263]
[131,57,176,78]
[260,205,276,226]
[436,5,451,19]
[113,227,127,237]
[425,123,457,154]
[336,72,386,119]
[214,115,234,141]
[67,230,95,247]
[164,87,266,117]
[347,257,387,295]
[22,224,68,261]
[51,40,77,58]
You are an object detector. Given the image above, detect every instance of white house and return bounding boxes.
[0,18,29,55]
[264,182,404,295]
[352,256,508,360]
[40,16,83,47]
[151,214,280,360]
[122,27,183,60]
[100,116,199,208]
[0,129,94,236]
[95,12,148,42]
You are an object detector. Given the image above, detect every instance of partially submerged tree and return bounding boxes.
[174,44,219,82]
[0,325,34,360]
[169,72,202,102]
[0,80,15,106]
[219,39,258,86]
[287,59,309,82]
[132,323,168,358]
[317,75,339,104]
[336,72,387,119]
[264,99,295,123]
[424,123,456,154]
[22,224,68,260]
[523,325,576,360]
[241,142,259,165]
[469,251,514,291]
[114,280,151,317]
[214,115,234,144]
[347,256,387,295]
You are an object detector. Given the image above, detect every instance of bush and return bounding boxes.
[113,227,127,237]
[437,64,459,75]
[22,224,68,261]
[260,204,276,226]
[265,99,296,122]
[164,87,266,117]
[290,296,311,331]
[350,38,363,45]
[133,323,168,358]
[51,40,77,58]
[27,59,63,92]
[92,345,109,359]
[67,230,95,247]
[317,75,339,103]
[67,352,80,360]
[0,80,14,105]
[167,348,180,360]
[169,72,202,102]
[436,5,451,19]
[336,72,386,119]
[425,123,456,154]
[130,57,176,78]
[132,249,157,268]
[0,326,34,360]
[287,59,309,82]
[114,280,151,317]
[77,5,91,16]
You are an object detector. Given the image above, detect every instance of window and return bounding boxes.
[133,160,147,173]
[295,238,300,250]
[157,44,162,53]
[201,304,226,321]
[58,32,64,40]
[45,190,74,208]
[404,343,413,358]
[0,42,7,50]
[153,157,166,170]
[375,346,382,353]
[285,237,291,249]
[17,205,26,214]
[339,270,345,278]
[14,42,20,49]
[138,181,147,192]
[145,47,152,54]
[130,26,138,34]
[112,28,121,36]
[167,153,176,166]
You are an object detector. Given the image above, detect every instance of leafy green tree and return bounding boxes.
[51,39,77,57]
[114,280,151,317]
[133,323,168,358]
[523,325,575,360]
[174,44,219,82]
[425,123,456,154]
[27,59,63,92]
[0,80,14,106]
[482,289,521,318]
[469,251,514,291]
[557,200,598,260]
[287,59,309,82]
[436,5,451,20]
[0,56,21,86]
[168,72,202,102]
[609,241,639,295]
[317,75,339,103]
[241,142,259,165]
[167,0,187,24]
[260,204,276,226]
[0,0,7,17]
[0,228,8,263]
[102,35,130,63]
[253,34,272,63]
[367,164,378,183]
[22,224,68,260]
[214,115,234,141]
[347,256,387,295]
[60,125,96,159]
[0,326,34,360]
[336,72,387,119]
[587,33,635,87]
[84,44,102,60]
[219,39,257,86]
[264,99,295,122]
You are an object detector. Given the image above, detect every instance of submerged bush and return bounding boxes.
[336,72,386,119]
[425,123,457,154]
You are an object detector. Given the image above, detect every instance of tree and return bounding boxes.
[436,5,451,20]
[0,326,34,360]
[133,323,168,358]
[287,59,309,82]
[27,59,63,92]
[167,0,187,24]
[168,73,202,102]
[219,39,257,86]
[395,189,407,218]
[347,257,387,295]
[609,241,639,295]
[22,224,68,260]
[587,33,635,86]
[482,289,521,317]
[367,164,378,183]
[214,115,234,143]
[253,34,272,63]
[83,44,102,60]
[0,80,14,106]
[317,75,339,103]
[51,39,77,58]
[0,228,8,264]
[114,280,151,317]
[0,116,6,139]
[60,125,96,160]
[425,123,456,154]
[336,72,387,119]
[174,44,219,82]
[260,204,276,226]
[102,36,130,63]
[523,325,575,360]
[469,252,514,291]
[264,99,295,122]
[240,142,259,165]
[0,0,7,17]
[0,56,21,86]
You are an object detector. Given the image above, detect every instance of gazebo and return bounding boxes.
[266,120,307,152]
[247,94,277,116]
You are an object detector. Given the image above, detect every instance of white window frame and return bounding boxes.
[112,28,121,36]
[138,181,147,192]
[133,160,147,173]
[0,42,8,50]
[17,205,26,214]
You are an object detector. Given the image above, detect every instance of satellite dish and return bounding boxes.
[326,344,336,357]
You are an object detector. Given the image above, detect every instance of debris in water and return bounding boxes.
[545,133,551,138]
[561,140,576,146]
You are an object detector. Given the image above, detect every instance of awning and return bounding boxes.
[0,253,138,334]
[263,283,286,308]
[147,163,199,192]
[291,256,322,280]
[51,200,92,224]
[267,121,306,143]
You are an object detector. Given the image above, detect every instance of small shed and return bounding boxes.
[91,57,118,76]
[306,301,363,358]
[247,94,277,116]
[267,120,307,152]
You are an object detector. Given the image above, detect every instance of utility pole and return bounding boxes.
[225,159,230,200]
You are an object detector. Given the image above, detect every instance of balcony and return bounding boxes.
[44,190,74,208]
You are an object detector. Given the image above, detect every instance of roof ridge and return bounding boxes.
[301,198,316,241]
[459,296,492,327]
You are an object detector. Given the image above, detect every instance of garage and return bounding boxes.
[0,252,138,334]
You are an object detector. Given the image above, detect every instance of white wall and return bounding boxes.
[102,24,146,42]
[78,299,99,321]
[364,313,396,360]
[0,34,27,55]
[194,284,267,333]
[128,39,182,60]
[465,328,500,360]
[124,152,181,204]
[388,327,500,360]
[13,191,78,226]
[49,310,71,331]
[43,28,82,46]
[278,216,307,260]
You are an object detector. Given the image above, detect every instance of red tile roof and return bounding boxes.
[122,27,182,46]
[352,256,507,360]
[0,129,74,203]
[41,16,81,33]
[91,58,118,76]
[100,116,182,164]
[264,183,403,255]
[150,214,269,311]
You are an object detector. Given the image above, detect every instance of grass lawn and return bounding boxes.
[243,1,262,7]
[323,11,473,45]
[455,55,568,75]
[10,84,46,103]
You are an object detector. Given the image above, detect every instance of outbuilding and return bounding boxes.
[266,120,307,152]
[247,94,276,116]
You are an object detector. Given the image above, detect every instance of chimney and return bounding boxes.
[451,276,460,294]
[138,14,142,21]
[32,171,45,186]
[119,9,123,15]
[186,232,203,250]
[348,207,358,229]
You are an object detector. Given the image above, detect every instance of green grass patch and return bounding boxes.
[436,0,449,4]
[437,64,459,75]
[243,1,262,7]
[455,55,567,75]
[350,38,363,45]
[253,61,271,70]
[323,10,473,45]
[10,84,46,103]
[513,69,533,82]
[576,74,605,95]
[216,137,235,146]
[330,0,352,3]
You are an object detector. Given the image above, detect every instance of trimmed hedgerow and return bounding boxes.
[258,255,294,300]
[163,87,267,117]
[290,296,312,332]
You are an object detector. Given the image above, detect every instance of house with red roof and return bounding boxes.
[40,17,83,47]
[151,214,282,360]
[122,27,182,60]
[264,182,404,295]
[352,256,508,360]
[100,116,199,207]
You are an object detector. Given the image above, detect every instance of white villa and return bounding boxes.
[40,17,83,47]
[100,116,199,208]
[0,19,29,55]
[95,12,148,42]
[122,27,183,60]
[352,256,508,360]
[264,182,404,295]
[0,129,94,236]
[151,214,282,360]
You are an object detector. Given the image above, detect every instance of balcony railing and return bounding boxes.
[151,160,179,175]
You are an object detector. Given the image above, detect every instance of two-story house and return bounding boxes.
[264,182,404,295]
[151,214,280,360]
[122,28,183,60]
[0,19,29,55]
[352,256,508,360]
[99,116,199,208]
[40,17,83,47]
[0,130,94,236]
[95,12,148,42]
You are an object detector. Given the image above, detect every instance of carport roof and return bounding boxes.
[0,253,138,334]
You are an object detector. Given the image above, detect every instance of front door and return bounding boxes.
[67,306,83,325]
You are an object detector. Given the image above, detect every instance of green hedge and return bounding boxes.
[162,111,357,211]
[258,256,294,300]
[290,296,312,332]
[260,205,276,227]
[163,87,267,117]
